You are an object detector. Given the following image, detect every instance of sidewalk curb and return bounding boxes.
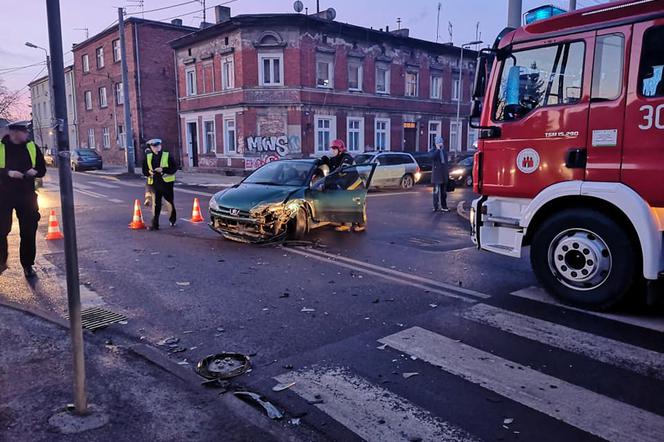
[457,200,470,221]
[0,298,69,329]
[127,343,201,388]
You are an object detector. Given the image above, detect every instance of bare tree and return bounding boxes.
[0,79,22,121]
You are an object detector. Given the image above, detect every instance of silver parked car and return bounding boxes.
[354,152,421,189]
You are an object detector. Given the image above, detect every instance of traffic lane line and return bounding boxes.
[275,366,478,442]
[296,246,490,299]
[286,247,477,303]
[380,326,664,442]
[511,286,664,333]
[460,303,664,381]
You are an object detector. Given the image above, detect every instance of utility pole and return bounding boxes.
[201,0,206,23]
[45,0,87,415]
[436,2,441,42]
[569,0,577,11]
[117,8,135,174]
[507,0,523,28]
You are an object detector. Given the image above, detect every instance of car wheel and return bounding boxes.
[288,207,309,240]
[530,208,638,311]
[465,175,473,187]
[400,174,414,190]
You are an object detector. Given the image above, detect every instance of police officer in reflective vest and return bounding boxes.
[0,122,47,278]
[142,139,177,230]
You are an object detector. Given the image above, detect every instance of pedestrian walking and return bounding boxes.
[327,139,366,233]
[0,122,47,278]
[142,139,177,231]
[430,136,450,212]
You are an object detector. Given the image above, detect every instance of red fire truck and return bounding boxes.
[470,0,664,310]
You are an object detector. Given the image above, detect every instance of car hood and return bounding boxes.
[212,183,303,212]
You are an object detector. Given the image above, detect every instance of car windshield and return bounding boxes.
[354,154,375,164]
[458,156,473,166]
[244,161,313,186]
[76,150,98,158]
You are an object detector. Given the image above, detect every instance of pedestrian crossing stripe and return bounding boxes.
[379,326,664,442]
[275,366,478,442]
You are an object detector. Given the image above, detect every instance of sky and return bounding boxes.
[1,0,609,118]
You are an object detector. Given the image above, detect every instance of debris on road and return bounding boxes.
[176,281,191,286]
[376,344,387,350]
[429,304,438,308]
[234,392,283,420]
[503,418,514,425]
[279,292,290,298]
[272,382,296,392]
[301,307,315,313]
[402,372,419,379]
[158,337,180,346]
[196,353,251,380]
[288,418,301,426]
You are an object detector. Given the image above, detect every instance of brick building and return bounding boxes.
[72,17,196,165]
[171,7,477,172]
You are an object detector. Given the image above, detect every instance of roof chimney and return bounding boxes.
[390,28,410,38]
[215,5,231,23]
[200,22,213,29]
[171,18,183,26]
[386,25,390,32]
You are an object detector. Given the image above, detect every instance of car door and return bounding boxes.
[622,20,664,206]
[481,32,592,197]
[309,164,376,224]
[371,154,389,187]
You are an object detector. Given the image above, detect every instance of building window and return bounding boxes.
[82,54,90,73]
[102,127,110,149]
[87,128,95,148]
[202,63,215,94]
[452,79,460,101]
[117,124,125,149]
[115,82,124,105]
[96,47,104,69]
[203,120,216,153]
[405,71,418,97]
[224,118,236,153]
[84,90,92,110]
[375,118,390,151]
[222,56,234,90]
[98,87,108,108]
[347,117,364,153]
[315,116,336,153]
[428,121,442,149]
[112,39,121,62]
[376,64,390,94]
[348,60,362,91]
[185,68,197,96]
[450,121,462,151]
[259,52,284,86]
[316,57,334,88]
[430,74,442,99]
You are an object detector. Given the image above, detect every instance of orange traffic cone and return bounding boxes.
[129,199,147,230]
[45,210,64,240]
[190,197,204,223]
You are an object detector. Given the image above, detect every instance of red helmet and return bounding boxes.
[330,139,346,153]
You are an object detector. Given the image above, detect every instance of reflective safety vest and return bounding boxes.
[146,151,175,185]
[0,141,37,169]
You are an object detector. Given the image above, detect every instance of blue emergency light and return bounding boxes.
[525,5,567,24]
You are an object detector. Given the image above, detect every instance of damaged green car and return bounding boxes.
[209,159,376,243]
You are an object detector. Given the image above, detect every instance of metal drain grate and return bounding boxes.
[65,307,128,331]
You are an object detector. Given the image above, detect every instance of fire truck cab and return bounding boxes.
[470,0,664,310]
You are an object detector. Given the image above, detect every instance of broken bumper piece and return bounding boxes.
[209,204,298,243]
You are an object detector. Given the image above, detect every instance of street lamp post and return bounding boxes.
[25,42,54,149]
[455,40,483,154]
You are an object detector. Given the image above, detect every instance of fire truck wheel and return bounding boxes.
[530,209,638,311]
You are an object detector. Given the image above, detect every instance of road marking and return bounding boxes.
[73,183,93,190]
[367,191,418,198]
[90,181,119,189]
[109,198,124,204]
[380,327,664,442]
[275,366,478,442]
[298,246,490,299]
[460,303,664,380]
[286,247,477,302]
[74,188,106,199]
[176,188,214,197]
[511,286,664,333]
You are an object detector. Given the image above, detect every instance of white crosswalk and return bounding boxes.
[276,302,664,442]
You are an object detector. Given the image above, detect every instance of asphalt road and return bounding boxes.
[4,169,664,442]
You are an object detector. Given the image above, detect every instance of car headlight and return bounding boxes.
[450,168,465,176]
[209,197,220,212]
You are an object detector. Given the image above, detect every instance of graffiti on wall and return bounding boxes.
[244,133,301,170]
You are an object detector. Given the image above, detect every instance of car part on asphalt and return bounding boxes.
[272,382,296,392]
[234,391,284,420]
[195,353,251,380]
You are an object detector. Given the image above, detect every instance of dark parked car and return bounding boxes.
[71,148,103,171]
[448,155,474,187]
[209,159,376,243]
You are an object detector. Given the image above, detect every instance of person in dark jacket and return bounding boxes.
[0,123,47,278]
[430,136,450,212]
[142,139,177,230]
